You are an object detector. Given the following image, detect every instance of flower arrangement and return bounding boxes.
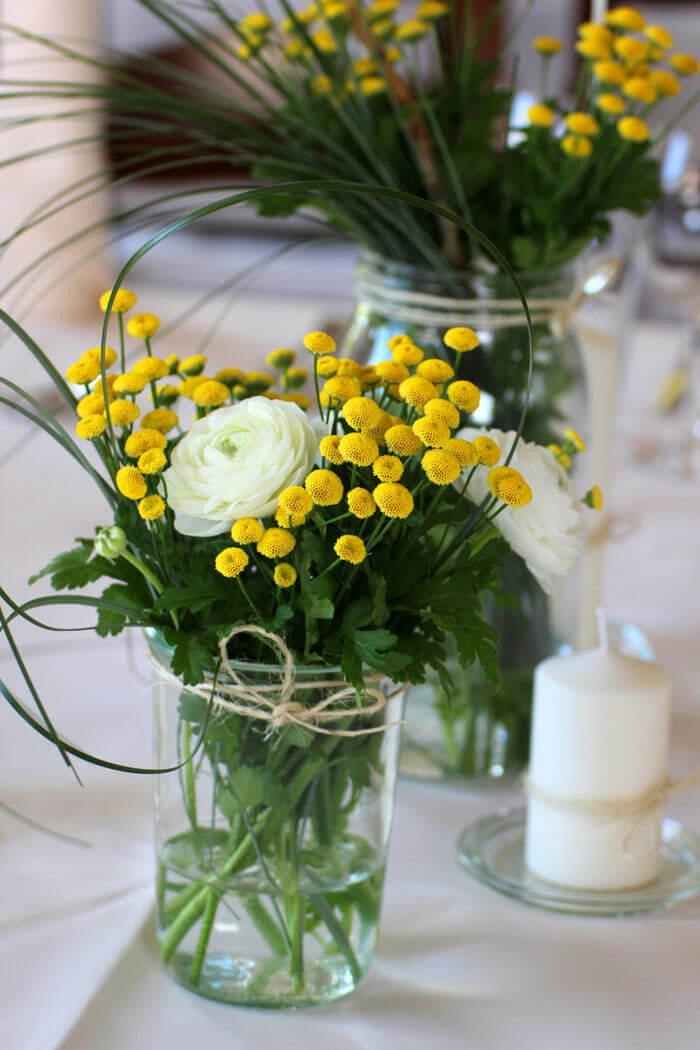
[2,1,697,291]
[0,273,597,1004]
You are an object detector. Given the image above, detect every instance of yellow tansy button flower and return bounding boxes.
[305,469,344,506]
[303,330,336,355]
[137,448,167,474]
[231,518,265,544]
[617,115,649,141]
[622,77,657,103]
[124,428,167,457]
[487,466,532,507]
[421,449,461,485]
[398,376,438,412]
[338,432,380,466]
[583,485,604,510]
[472,435,501,466]
[533,36,562,55]
[447,380,480,412]
[319,435,344,464]
[413,416,450,449]
[417,358,455,383]
[342,396,382,432]
[528,104,555,127]
[274,563,298,587]
[113,372,148,395]
[446,437,479,467]
[316,355,338,378]
[178,354,207,376]
[76,414,107,440]
[606,6,645,31]
[279,486,314,517]
[132,357,170,381]
[360,76,387,97]
[138,494,166,520]
[561,134,593,157]
[108,399,141,426]
[576,37,611,60]
[116,466,147,500]
[392,342,425,366]
[416,0,448,20]
[265,353,294,374]
[127,313,160,339]
[192,380,230,407]
[99,288,137,313]
[81,345,118,369]
[384,423,423,457]
[650,70,680,97]
[334,534,367,564]
[347,487,376,518]
[322,376,363,404]
[395,19,428,42]
[66,360,99,385]
[565,112,600,136]
[613,36,648,63]
[373,482,414,518]
[140,408,179,433]
[596,93,626,114]
[376,360,410,385]
[644,26,673,50]
[77,392,106,418]
[214,368,245,388]
[257,528,296,559]
[593,60,626,84]
[444,327,479,353]
[215,547,250,578]
[179,376,208,400]
[670,53,699,76]
[244,371,274,393]
[372,455,404,482]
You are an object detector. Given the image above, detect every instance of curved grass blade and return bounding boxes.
[0,392,117,507]
[0,308,76,408]
[0,602,78,779]
[0,798,92,849]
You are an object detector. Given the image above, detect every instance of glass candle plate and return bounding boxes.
[457,806,700,916]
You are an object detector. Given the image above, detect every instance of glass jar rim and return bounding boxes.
[356,247,581,285]
[144,626,345,678]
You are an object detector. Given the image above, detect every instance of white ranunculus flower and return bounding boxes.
[164,397,318,537]
[457,427,585,594]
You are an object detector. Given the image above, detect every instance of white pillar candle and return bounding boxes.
[525,616,671,890]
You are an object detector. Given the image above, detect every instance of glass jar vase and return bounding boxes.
[342,250,593,781]
[147,628,404,1007]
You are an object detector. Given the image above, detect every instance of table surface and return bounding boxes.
[1,299,700,1050]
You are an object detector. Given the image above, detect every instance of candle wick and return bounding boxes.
[596,606,609,651]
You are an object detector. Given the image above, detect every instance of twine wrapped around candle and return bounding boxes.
[148,624,404,738]
[524,770,700,858]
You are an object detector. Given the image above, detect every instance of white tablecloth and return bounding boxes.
[2,311,700,1050]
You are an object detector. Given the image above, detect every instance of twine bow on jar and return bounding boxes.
[149,624,404,738]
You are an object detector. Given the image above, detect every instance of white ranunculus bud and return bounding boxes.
[457,427,585,594]
[94,525,127,560]
[163,397,318,537]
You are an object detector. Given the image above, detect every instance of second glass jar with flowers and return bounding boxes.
[343,250,592,781]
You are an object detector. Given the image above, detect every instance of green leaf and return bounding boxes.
[351,628,410,673]
[163,630,214,685]
[29,543,110,591]
[95,583,145,637]
[228,766,266,809]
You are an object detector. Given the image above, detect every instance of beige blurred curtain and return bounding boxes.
[1,0,110,320]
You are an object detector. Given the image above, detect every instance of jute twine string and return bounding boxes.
[149,625,404,738]
[355,282,578,328]
[524,770,700,858]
